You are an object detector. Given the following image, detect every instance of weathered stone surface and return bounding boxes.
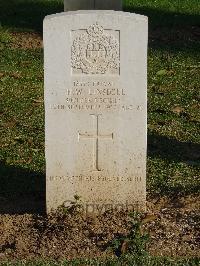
[64,0,122,11]
[44,11,148,213]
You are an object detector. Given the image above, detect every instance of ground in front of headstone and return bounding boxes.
[0,196,199,262]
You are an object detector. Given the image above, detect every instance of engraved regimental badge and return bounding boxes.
[71,23,120,75]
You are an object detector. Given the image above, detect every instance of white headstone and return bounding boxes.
[44,11,148,213]
[64,0,122,11]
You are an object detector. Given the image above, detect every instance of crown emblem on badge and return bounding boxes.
[71,23,120,75]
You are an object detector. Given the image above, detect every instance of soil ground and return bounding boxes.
[0,196,199,262]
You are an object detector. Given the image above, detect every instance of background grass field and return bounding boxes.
[1,0,199,210]
[0,0,199,264]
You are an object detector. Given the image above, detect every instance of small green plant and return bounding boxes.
[58,194,83,214]
[110,212,149,257]
[0,28,12,49]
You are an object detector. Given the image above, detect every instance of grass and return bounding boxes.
[124,0,200,27]
[1,256,200,266]
[1,0,199,203]
[147,45,200,196]
[0,0,200,264]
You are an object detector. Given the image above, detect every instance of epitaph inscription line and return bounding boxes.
[78,114,113,171]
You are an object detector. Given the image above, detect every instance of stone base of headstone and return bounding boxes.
[64,0,122,11]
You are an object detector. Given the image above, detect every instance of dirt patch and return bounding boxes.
[10,32,42,49]
[146,196,200,257]
[0,196,199,262]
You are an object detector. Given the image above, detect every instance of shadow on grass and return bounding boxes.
[148,133,200,196]
[0,161,45,214]
[0,0,199,33]
[148,133,200,165]
[124,6,199,29]
[0,0,63,32]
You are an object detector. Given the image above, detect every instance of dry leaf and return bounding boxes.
[14,136,24,143]
[171,106,184,114]
[4,120,16,128]
[27,138,33,144]
[121,240,129,254]
[141,214,157,224]
[10,72,22,79]
[156,69,168,76]
[32,148,39,152]
[26,158,32,164]
[33,98,43,103]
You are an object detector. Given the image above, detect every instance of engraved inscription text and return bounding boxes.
[78,114,113,171]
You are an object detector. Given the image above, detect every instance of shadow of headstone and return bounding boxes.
[0,161,45,214]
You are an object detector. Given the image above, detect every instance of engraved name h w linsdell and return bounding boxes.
[44,11,148,213]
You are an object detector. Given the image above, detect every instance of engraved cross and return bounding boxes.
[78,114,113,171]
